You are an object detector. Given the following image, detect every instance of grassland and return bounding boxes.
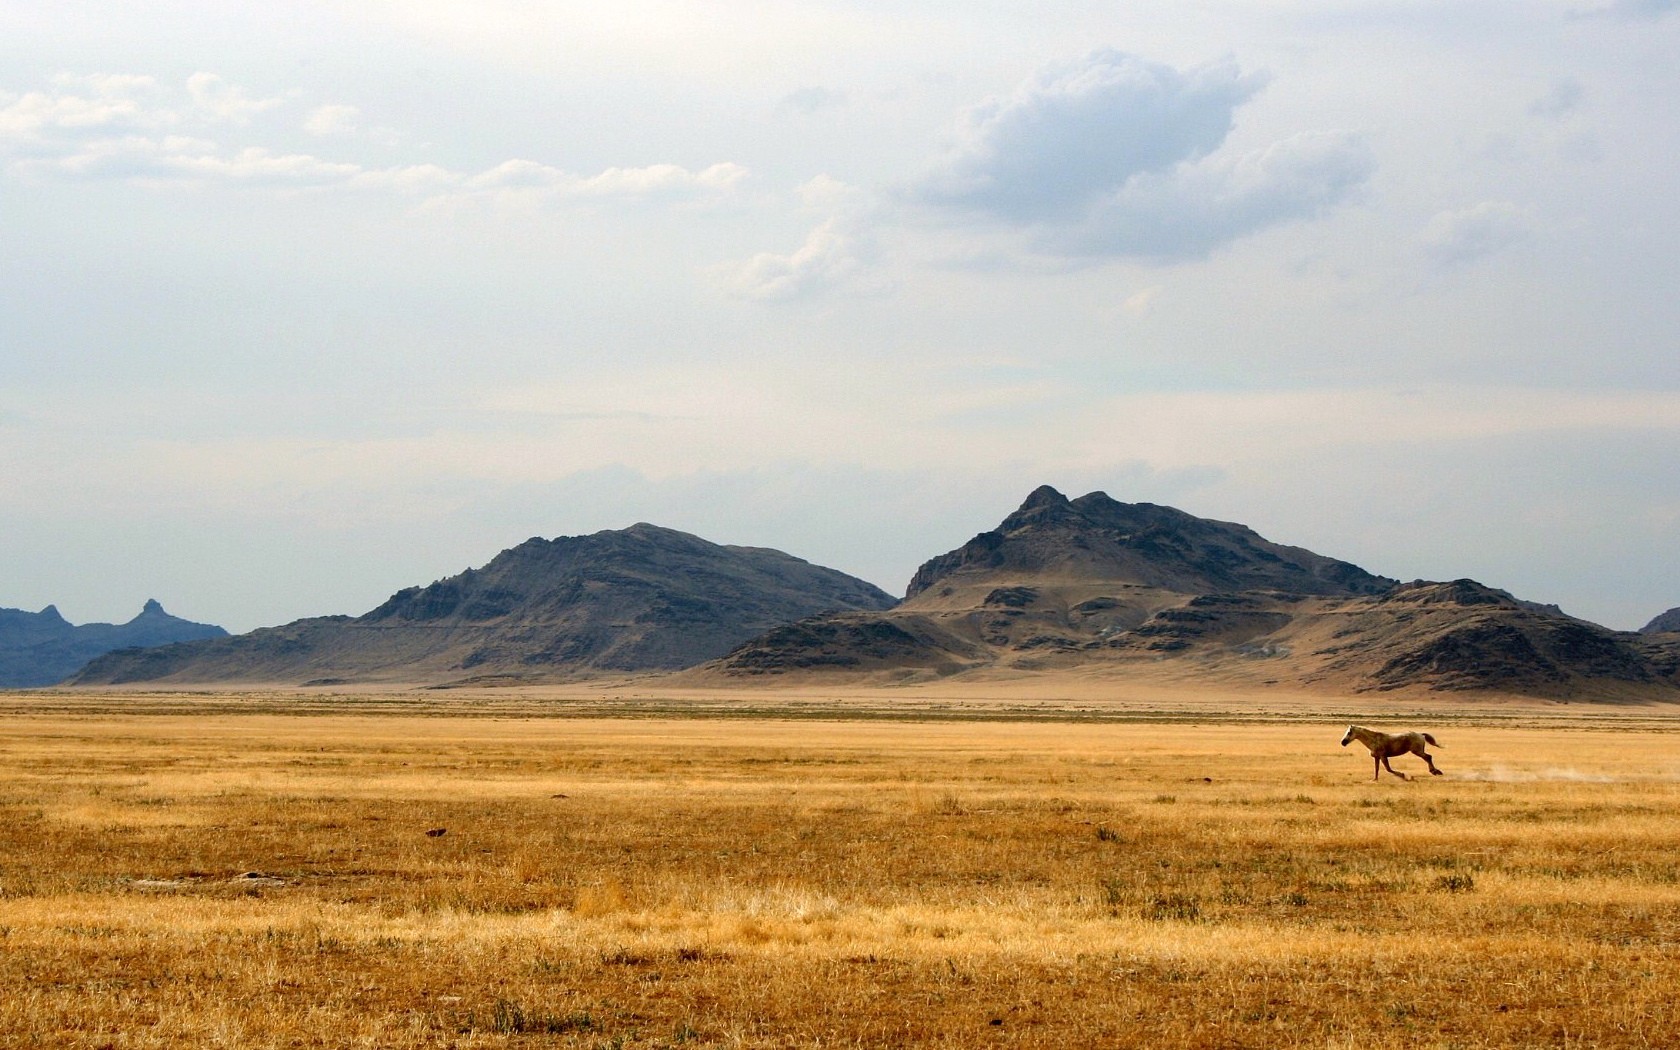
[2,689,1679,1047]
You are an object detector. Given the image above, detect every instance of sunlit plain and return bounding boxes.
[2,689,1678,1048]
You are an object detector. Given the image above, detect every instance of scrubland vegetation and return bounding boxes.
[2,695,1678,1047]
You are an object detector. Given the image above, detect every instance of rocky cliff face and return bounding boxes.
[0,600,227,687]
[71,525,896,686]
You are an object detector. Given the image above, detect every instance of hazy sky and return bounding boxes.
[3,0,1677,633]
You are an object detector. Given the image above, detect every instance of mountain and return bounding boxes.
[1641,607,1680,634]
[905,485,1396,601]
[0,600,228,688]
[70,524,896,686]
[711,487,1680,700]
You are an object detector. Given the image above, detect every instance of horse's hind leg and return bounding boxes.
[1417,746,1443,777]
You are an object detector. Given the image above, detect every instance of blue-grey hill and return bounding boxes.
[0,600,227,688]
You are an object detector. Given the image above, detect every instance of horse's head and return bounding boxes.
[1340,725,1357,747]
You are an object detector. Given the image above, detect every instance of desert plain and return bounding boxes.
[2,681,1679,1048]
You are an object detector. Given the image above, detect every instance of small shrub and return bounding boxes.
[1433,873,1475,893]
[490,999,594,1035]
[934,791,966,816]
[1100,878,1128,908]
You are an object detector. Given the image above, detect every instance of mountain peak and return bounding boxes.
[907,487,1394,600]
[1018,485,1069,512]
[140,598,167,616]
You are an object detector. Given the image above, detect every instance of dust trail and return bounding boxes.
[1452,766,1618,783]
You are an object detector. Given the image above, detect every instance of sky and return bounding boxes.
[2,0,1677,634]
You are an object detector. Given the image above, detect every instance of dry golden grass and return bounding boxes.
[2,691,1679,1047]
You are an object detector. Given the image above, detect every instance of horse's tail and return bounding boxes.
[1423,732,1442,748]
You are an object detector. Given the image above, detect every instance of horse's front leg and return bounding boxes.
[1381,757,1409,781]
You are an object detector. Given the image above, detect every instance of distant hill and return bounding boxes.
[71,524,896,687]
[1641,607,1680,634]
[710,487,1680,700]
[0,600,227,688]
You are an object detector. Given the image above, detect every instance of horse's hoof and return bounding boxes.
[1432,769,1443,776]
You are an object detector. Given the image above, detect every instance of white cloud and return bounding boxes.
[303,104,360,136]
[1120,285,1163,317]
[458,158,748,205]
[1,71,747,208]
[908,50,1371,262]
[0,75,169,141]
[566,161,748,198]
[185,72,286,124]
[1420,201,1532,268]
[722,175,879,300]
[17,135,361,185]
[724,216,872,301]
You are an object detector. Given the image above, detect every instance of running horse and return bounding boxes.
[1340,725,1444,781]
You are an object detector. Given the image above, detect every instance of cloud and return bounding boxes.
[907,50,1371,262]
[1057,130,1374,262]
[0,74,169,142]
[721,175,878,300]
[724,216,873,301]
[1420,201,1532,268]
[914,50,1265,223]
[303,104,361,136]
[1,71,746,207]
[185,72,285,124]
[18,134,366,186]
[1120,285,1163,318]
[458,159,748,206]
[780,86,846,115]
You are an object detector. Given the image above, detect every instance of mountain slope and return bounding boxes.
[71,525,895,686]
[0,600,228,687]
[1641,607,1680,634]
